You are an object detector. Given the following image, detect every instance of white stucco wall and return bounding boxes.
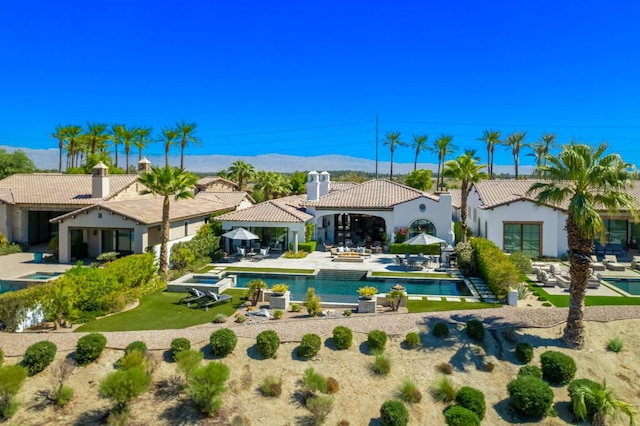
[0,203,8,240]
[393,194,454,244]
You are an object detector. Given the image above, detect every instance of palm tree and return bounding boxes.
[228,160,256,190]
[527,142,548,169]
[158,127,179,166]
[529,143,636,348]
[382,131,406,180]
[86,122,108,155]
[109,124,125,169]
[430,134,457,190]
[272,173,292,198]
[477,129,501,179]
[254,170,279,201]
[51,125,67,172]
[175,120,201,169]
[121,126,137,173]
[539,132,557,166]
[134,126,153,161]
[443,151,488,242]
[572,380,638,426]
[411,134,429,171]
[504,131,527,178]
[137,166,197,275]
[63,125,82,169]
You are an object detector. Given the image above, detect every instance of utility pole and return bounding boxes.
[375,114,379,178]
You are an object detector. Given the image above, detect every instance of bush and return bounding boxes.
[117,349,150,373]
[444,405,480,426]
[371,353,392,375]
[259,375,282,397]
[76,333,107,366]
[343,309,352,317]
[303,288,322,317]
[471,238,520,299]
[405,332,420,348]
[389,243,440,255]
[170,337,191,361]
[212,313,227,323]
[306,394,334,423]
[99,367,151,411]
[607,337,624,353]
[176,349,203,380]
[432,321,450,338]
[568,378,602,422]
[540,350,577,385]
[186,361,230,416]
[125,340,147,355]
[301,367,327,397]
[209,328,238,357]
[367,330,387,352]
[55,385,74,407]
[23,340,57,376]
[0,365,27,419]
[455,386,486,419]
[380,400,409,426]
[515,342,534,364]
[465,319,485,342]
[430,375,457,403]
[325,377,340,394]
[235,313,247,323]
[454,241,476,276]
[273,309,283,320]
[436,362,453,375]
[333,326,352,350]
[297,333,321,359]
[256,330,280,359]
[518,365,543,378]
[290,303,301,313]
[509,251,532,275]
[507,375,554,418]
[398,378,422,403]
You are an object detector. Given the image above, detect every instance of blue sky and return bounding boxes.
[1,1,639,168]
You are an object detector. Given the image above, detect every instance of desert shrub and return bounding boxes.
[55,385,74,407]
[515,342,534,364]
[325,377,340,394]
[454,241,476,276]
[430,375,457,403]
[176,349,203,380]
[367,329,388,352]
[507,375,554,418]
[186,361,230,416]
[256,330,280,359]
[568,378,602,422]
[455,386,486,419]
[0,365,27,419]
[606,337,624,353]
[75,333,107,366]
[398,378,422,403]
[405,332,420,348]
[333,326,352,350]
[380,400,409,426]
[303,288,322,317]
[290,303,301,312]
[273,309,283,320]
[471,238,520,299]
[465,319,485,342]
[23,340,57,376]
[117,349,150,373]
[231,414,252,426]
[518,365,543,378]
[306,394,334,424]
[170,337,191,361]
[484,361,496,372]
[297,333,321,359]
[125,340,147,355]
[432,321,450,338]
[444,405,480,426]
[372,352,392,376]
[209,328,238,357]
[343,309,352,317]
[99,367,151,411]
[540,350,577,385]
[436,362,453,375]
[301,367,327,397]
[259,376,282,398]
[509,251,532,275]
[235,314,246,323]
[212,313,227,323]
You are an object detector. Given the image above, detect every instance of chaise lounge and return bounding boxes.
[603,255,625,271]
[196,291,232,311]
[589,255,606,271]
[179,288,207,305]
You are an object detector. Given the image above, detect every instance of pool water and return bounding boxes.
[0,281,29,295]
[19,272,62,280]
[608,279,640,296]
[215,273,471,303]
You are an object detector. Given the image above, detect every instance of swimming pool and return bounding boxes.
[607,278,640,296]
[211,272,471,303]
[18,272,62,281]
[0,281,28,295]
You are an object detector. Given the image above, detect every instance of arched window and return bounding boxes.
[409,219,436,238]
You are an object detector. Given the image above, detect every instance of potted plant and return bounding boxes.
[271,283,289,296]
[357,286,378,300]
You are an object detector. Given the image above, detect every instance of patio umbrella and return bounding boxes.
[222,227,259,241]
[404,233,446,246]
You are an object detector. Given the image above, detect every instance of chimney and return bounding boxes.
[137,157,151,174]
[305,171,320,201]
[92,162,109,198]
[319,171,331,197]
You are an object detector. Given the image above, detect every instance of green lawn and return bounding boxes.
[371,271,450,278]
[527,282,640,308]
[75,289,246,332]
[407,297,500,313]
[198,265,315,274]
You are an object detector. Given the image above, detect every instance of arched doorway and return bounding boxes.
[408,219,436,238]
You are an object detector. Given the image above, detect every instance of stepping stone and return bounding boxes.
[426,296,443,301]
[445,297,461,302]
[408,296,422,301]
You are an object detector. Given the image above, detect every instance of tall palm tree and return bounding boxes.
[121,126,137,173]
[254,170,279,201]
[477,129,501,179]
[411,134,429,171]
[134,126,153,161]
[159,127,179,166]
[504,131,527,178]
[526,142,548,169]
[572,380,638,426]
[443,151,488,242]
[272,173,292,198]
[109,124,125,169]
[228,160,256,190]
[137,166,197,275]
[51,125,67,172]
[429,134,457,190]
[63,125,82,169]
[175,120,201,169]
[539,132,557,167]
[86,122,108,155]
[529,143,636,348]
[382,131,406,180]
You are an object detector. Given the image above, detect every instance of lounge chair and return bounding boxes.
[587,272,602,289]
[271,242,283,253]
[590,255,606,271]
[603,255,625,271]
[630,256,640,270]
[179,288,207,305]
[537,270,558,287]
[197,291,232,311]
[252,247,270,261]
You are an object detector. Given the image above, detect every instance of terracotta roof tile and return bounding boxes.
[216,195,312,223]
[195,191,251,207]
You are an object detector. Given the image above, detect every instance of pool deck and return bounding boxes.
[0,251,72,280]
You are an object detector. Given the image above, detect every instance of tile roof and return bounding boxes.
[195,176,238,191]
[195,191,252,207]
[216,195,312,223]
[0,173,138,205]
[329,181,357,191]
[447,189,462,209]
[305,179,435,209]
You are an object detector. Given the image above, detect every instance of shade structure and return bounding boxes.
[404,233,446,246]
[222,227,260,241]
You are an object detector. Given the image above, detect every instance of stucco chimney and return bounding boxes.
[306,171,320,201]
[137,157,151,174]
[92,162,109,199]
[319,171,331,197]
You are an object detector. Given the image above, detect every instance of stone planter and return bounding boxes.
[270,291,290,310]
[358,298,376,314]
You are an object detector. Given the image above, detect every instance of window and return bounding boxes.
[419,203,426,213]
[408,219,436,238]
[503,223,541,258]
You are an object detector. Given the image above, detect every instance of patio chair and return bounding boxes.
[271,242,283,253]
[630,256,640,270]
[603,255,625,271]
[179,288,207,305]
[253,247,269,261]
[590,255,605,271]
[537,270,558,288]
[197,291,232,311]
[587,272,602,289]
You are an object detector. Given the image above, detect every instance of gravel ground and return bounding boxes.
[3,305,640,357]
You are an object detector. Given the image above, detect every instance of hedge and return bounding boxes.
[390,243,441,255]
[470,238,520,300]
[289,241,317,252]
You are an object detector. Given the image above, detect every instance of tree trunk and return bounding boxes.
[460,181,469,242]
[563,215,592,349]
[180,145,185,169]
[58,147,63,173]
[390,151,394,180]
[159,195,170,276]
[514,154,519,179]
